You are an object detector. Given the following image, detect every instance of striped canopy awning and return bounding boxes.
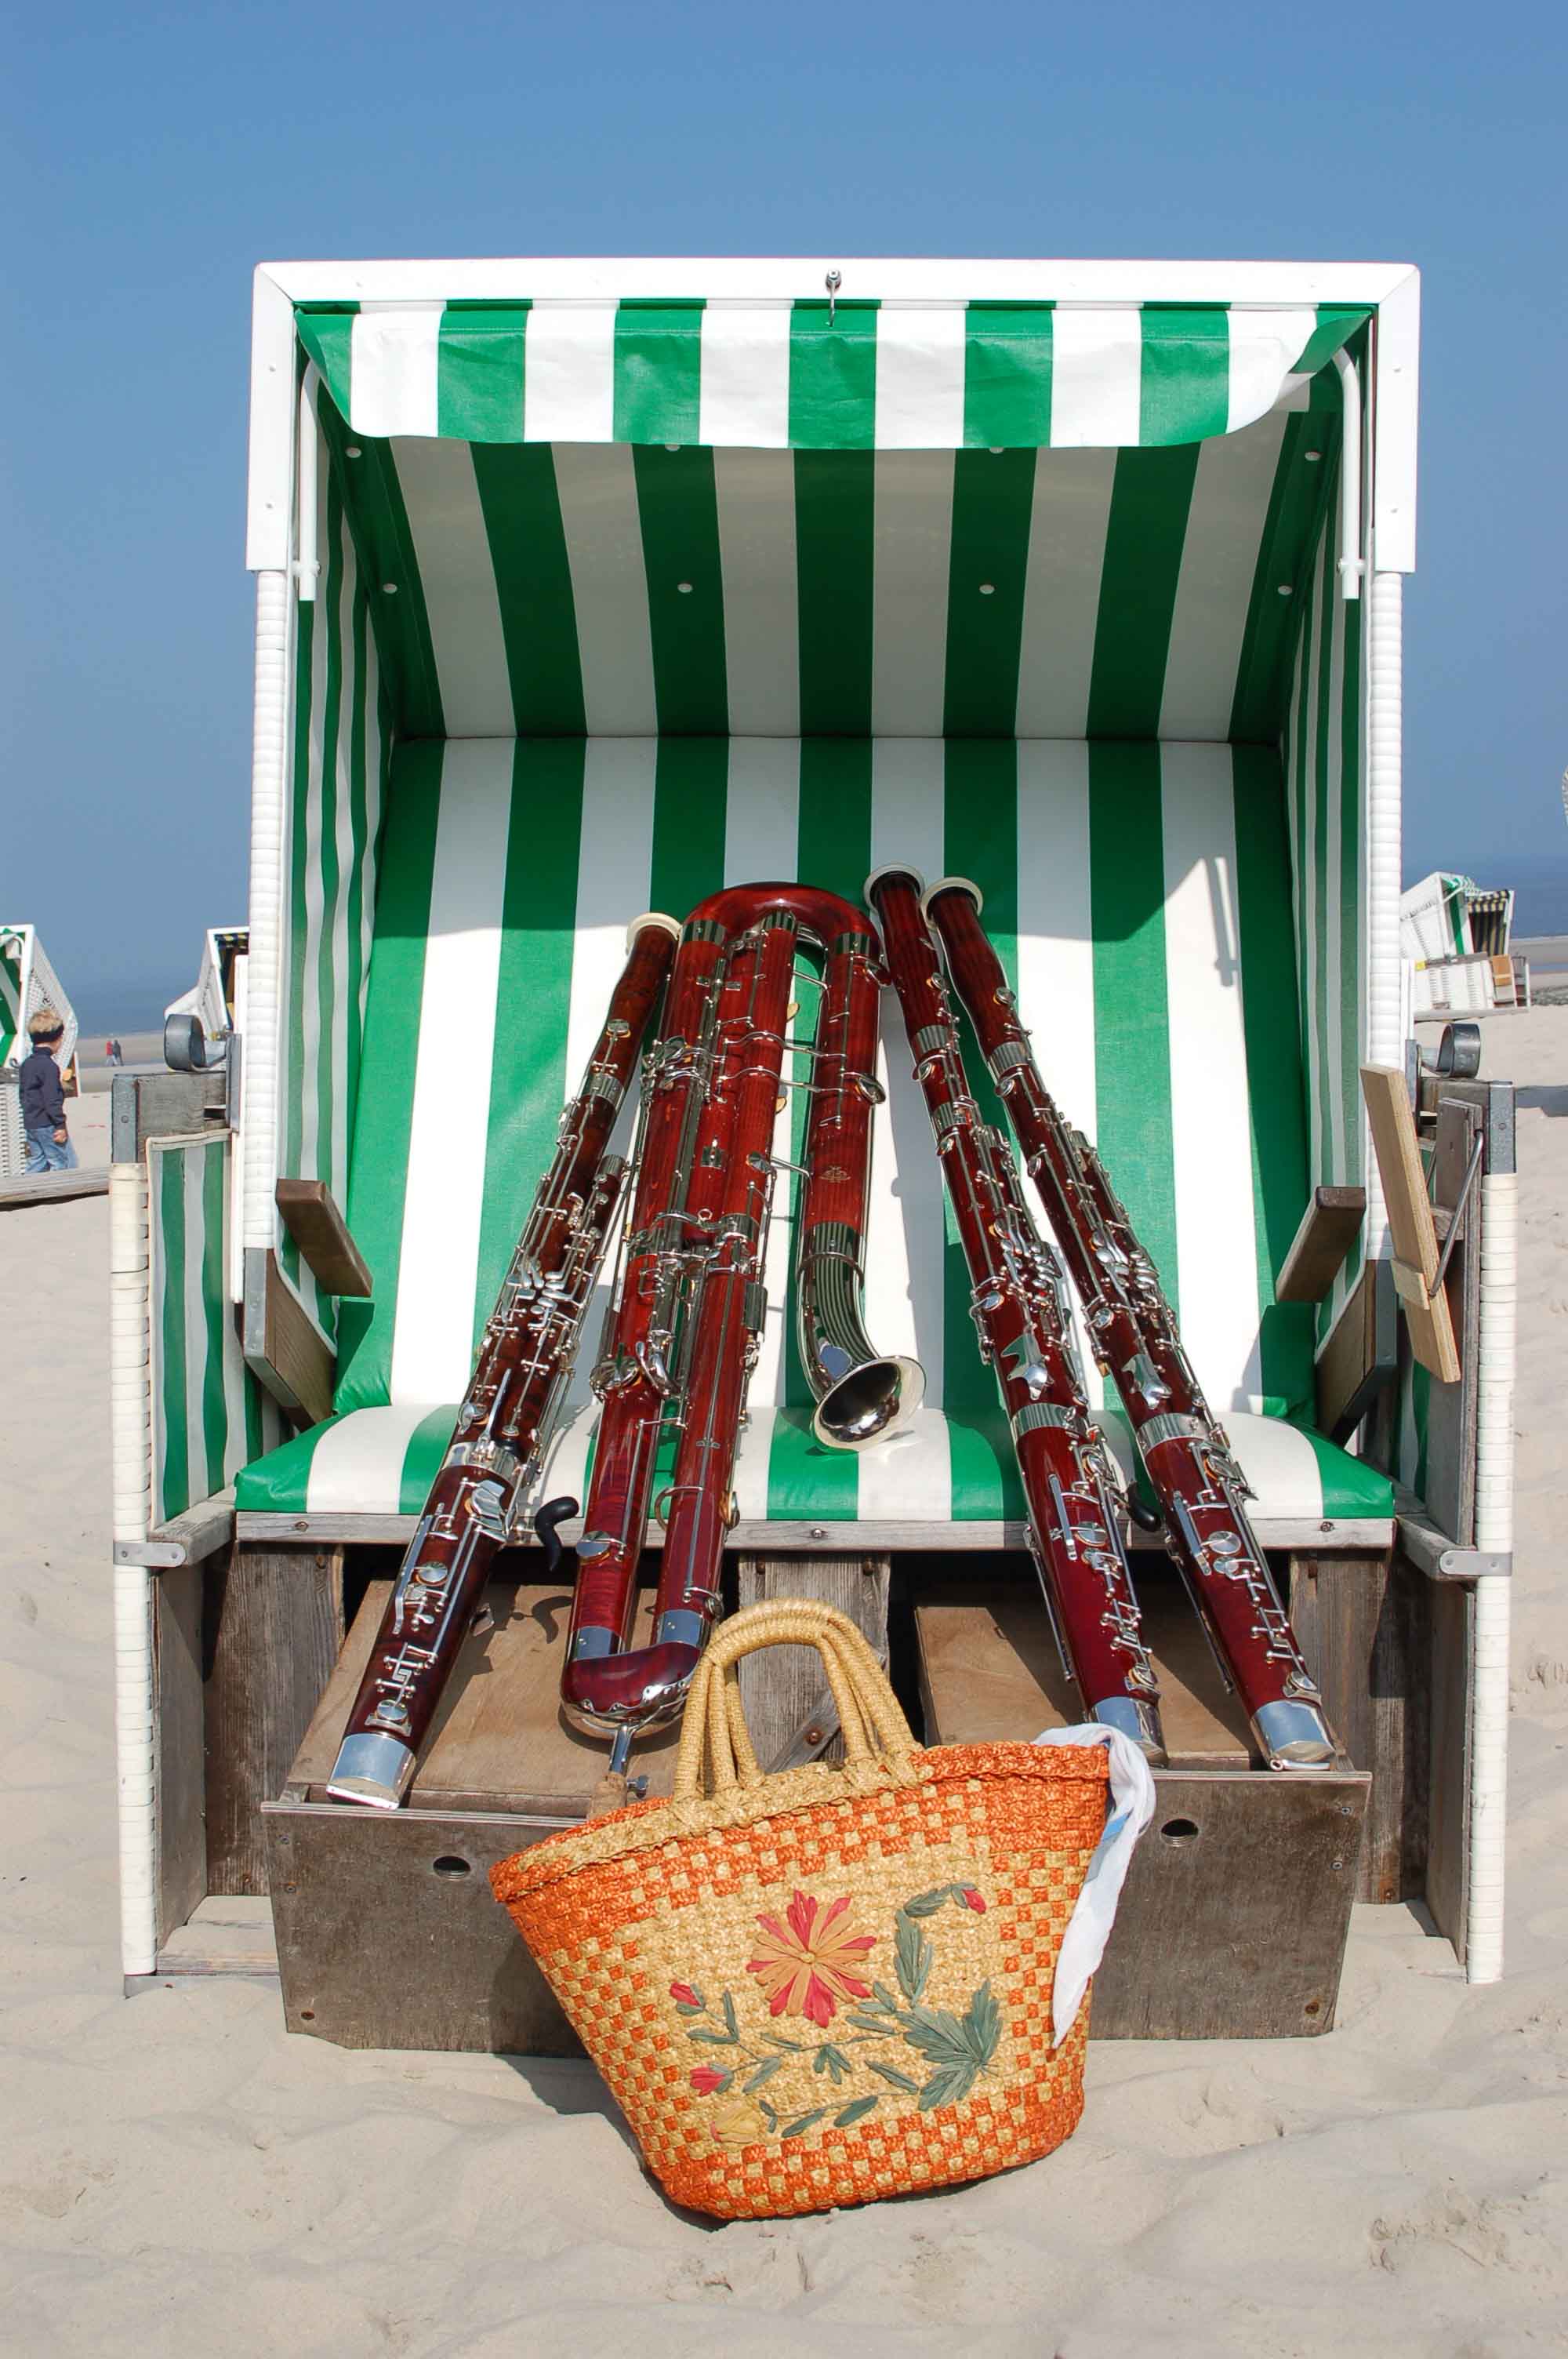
[296,300,1367,452]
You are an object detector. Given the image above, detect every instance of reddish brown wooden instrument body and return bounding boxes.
[924,878,1334,1768]
[325,916,679,1808]
[868,867,1164,1756]
[560,885,900,1739]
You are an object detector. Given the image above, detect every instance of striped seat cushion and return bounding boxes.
[235,1403,1393,1527]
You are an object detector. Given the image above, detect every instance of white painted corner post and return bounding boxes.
[109,1159,156,1976]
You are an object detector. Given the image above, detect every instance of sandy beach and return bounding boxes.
[2,1017,1563,2359]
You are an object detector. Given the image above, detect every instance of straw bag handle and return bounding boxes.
[673,1600,918,1801]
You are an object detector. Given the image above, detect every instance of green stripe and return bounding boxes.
[336,741,444,1409]
[401,1408,460,1510]
[1229,413,1336,743]
[472,741,586,1352]
[343,566,372,1128]
[615,301,704,444]
[1089,743,1178,1314]
[158,1151,189,1521]
[963,304,1052,447]
[1337,524,1364,1304]
[1312,522,1337,1209]
[438,302,530,440]
[1231,746,1314,1416]
[1291,305,1373,380]
[947,1409,1025,1518]
[789,302,878,449]
[295,304,357,417]
[1291,551,1318,1114]
[280,576,315,1292]
[1288,1416,1396,1515]
[234,1411,339,1509]
[794,453,874,736]
[317,391,445,740]
[633,445,728,731]
[942,449,1036,736]
[1086,447,1198,737]
[943,741,1018,1413]
[199,1143,229,1495]
[649,739,728,922]
[471,444,586,733]
[314,467,347,1248]
[1141,307,1229,444]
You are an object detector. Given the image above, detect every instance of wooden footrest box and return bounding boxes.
[262,1563,1369,2051]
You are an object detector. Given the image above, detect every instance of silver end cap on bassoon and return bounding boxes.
[625,911,682,950]
[325,1732,418,1810]
[812,1352,927,1451]
[1253,1697,1338,1768]
[920,874,985,918]
[1091,1696,1167,1765]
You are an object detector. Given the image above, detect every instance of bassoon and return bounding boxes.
[325,913,681,1807]
[545,884,920,1767]
[866,867,1166,1759]
[923,876,1335,1768]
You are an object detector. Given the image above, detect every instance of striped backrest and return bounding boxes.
[332,736,1317,1433]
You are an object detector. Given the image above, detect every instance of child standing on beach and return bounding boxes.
[20,1009,78,1172]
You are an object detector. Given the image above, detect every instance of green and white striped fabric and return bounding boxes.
[150,1136,285,1523]
[0,928,23,1067]
[276,385,393,1339]
[296,300,1366,454]
[227,729,1406,1526]
[323,402,1343,745]
[1283,440,1368,1343]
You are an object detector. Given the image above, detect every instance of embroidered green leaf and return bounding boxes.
[761,2032,806,2052]
[867,2059,921,2094]
[960,1981,1002,2068]
[846,2012,895,2037]
[902,1888,951,1918]
[673,2001,703,2016]
[687,2026,738,2046]
[720,1990,739,2041]
[688,1984,705,2011]
[759,2097,779,2132]
[779,2107,829,2140]
[895,1912,932,2005]
[901,2005,971,2067]
[834,2096,880,2128]
[917,2062,978,2112]
[744,2055,786,2092]
[813,2045,851,2084]
[870,1983,903,2015]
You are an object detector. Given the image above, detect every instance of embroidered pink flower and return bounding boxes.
[690,2064,729,2095]
[957,1888,987,1914]
[670,1980,700,2008]
[746,1890,876,2028]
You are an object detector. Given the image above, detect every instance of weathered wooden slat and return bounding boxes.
[242,1247,336,1424]
[274,1178,373,1299]
[1275,1185,1366,1303]
[0,1166,110,1210]
[154,1565,207,1943]
[1288,1550,1427,1903]
[205,1544,345,1895]
[1360,1064,1461,1381]
[735,1555,891,1767]
[234,1509,1399,1552]
[1425,1577,1475,1967]
[1314,1260,1397,1446]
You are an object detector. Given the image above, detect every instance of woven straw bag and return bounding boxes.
[492,1600,1109,2219]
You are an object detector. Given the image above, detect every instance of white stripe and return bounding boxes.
[390,743,514,1403]
[390,438,514,736]
[713,450,800,734]
[150,1153,172,1517]
[1300,536,1328,1198]
[857,1410,957,1520]
[349,303,443,438]
[869,741,949,1452]
[539,1397,598,1505]
[1217,1412,1324,1519]
[871,453,954,736]
[1049,308,1143,447]
[296,517,329,1303]
[724,741,802,1410]
[328,500,356,1216]
[732,1404,779,1521]
[875,306,967,449]
[306,1405,433,1514]
[1160,411,1288,739]
[1015,741,1102,1407]
[1227,308,1319,434]
[1323,506,1347,1230]
[699,302,791,448]
[1160,746,1261,1409]
[522,302,617,442]
[1014,449,1116,735]
[552,442,658,733]
[561,741,660,1414]
[183,1148,212,1501]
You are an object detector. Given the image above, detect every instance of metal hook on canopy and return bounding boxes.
[825,268,842,326]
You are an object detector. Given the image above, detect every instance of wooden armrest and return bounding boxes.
[1360,1066,1461,1383]
[274,1179,372,1298]
[243,1249,336,1425]
[1314,1260,1397,1445]
[1276,1185,1366,1303]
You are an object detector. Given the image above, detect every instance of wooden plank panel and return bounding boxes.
[154,1565,207,1941]
[735,1555,891,1768]
[1425,1577,1475,1965]
[1422,1098,1482,1544]
[274,1178,373,1298]
[205,1545,345,1894]
[1288,1551,1428,1903]
[263,1253,336,1423]
[1360,1064,1461,1381]
[1314,1260,1398,1445]
[1276,1185,1366,1303]
[289,1577,683,1815]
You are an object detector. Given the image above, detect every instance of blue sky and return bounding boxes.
[9,1,1566,1017]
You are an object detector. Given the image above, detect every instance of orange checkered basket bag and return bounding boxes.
[492,1599,1110,2219]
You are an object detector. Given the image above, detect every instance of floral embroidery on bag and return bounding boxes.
[677,1882,1000,2143]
